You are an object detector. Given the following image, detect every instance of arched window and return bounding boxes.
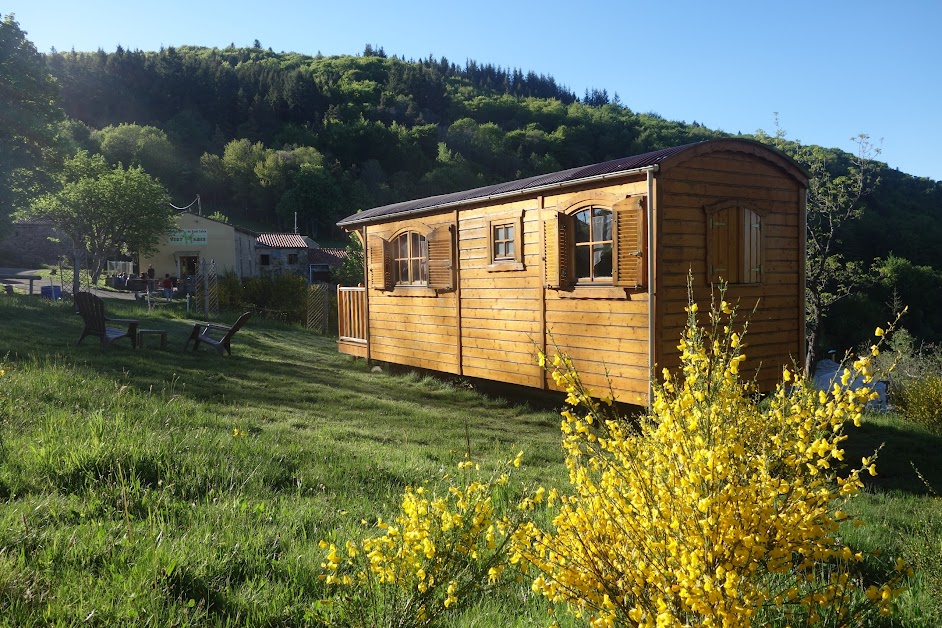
[573,206,613,282]
[393,231,428,285]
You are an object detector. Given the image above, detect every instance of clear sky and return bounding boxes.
[6,0,941,181]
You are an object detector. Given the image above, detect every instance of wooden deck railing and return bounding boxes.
[337,286,367,343]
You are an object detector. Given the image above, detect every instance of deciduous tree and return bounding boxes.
[25,151,174,288]
[0,14,63,230]
[758,123,879,372]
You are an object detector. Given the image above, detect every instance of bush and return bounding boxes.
[513,291,906,627]
[316,455,530,627]
[880,329,942,433]
[218,272,308,324]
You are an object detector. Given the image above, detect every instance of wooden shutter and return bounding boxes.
[743,208,762,283]
[708,207,732,283]
[368,235,393,291]
[612,195,646,288]
[544,211,571,289]
[427,225,454,291]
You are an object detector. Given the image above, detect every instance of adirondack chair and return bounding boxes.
[184,312,252,355]
[75,292,139,348]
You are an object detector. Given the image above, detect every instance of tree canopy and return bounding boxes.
[1,29,940,352]
[0,14,63,229]
[26,151,173,281]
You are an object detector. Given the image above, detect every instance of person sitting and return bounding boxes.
[161,274,174,299]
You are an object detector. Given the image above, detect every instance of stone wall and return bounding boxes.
[0,222,72,267]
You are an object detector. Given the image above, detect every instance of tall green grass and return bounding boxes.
[0,294,939,625]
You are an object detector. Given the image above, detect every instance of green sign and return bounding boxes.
[168,229,208,246]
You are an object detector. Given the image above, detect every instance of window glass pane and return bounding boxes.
[575,245,591,279]
[574,210,591,243]
[495,242,505,258]
[419,258,427,282]
[399,259,409,282]
[411,258,420,284]
[505,225,514,239]
[593,243,613,278]
[411,232,421,257]
[593,208,612,242]
[398,234,408,258]
[506,241,514,256]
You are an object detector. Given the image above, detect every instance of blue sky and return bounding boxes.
[7,0,941,181]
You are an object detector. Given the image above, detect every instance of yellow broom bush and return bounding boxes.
[316,454,530,627]
[513,291,907,627]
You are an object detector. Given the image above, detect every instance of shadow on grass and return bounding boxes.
[844,416,942,496]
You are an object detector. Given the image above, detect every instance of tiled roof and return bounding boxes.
[337,142,700,227]
[256,233,309,248]
[14,217,54,226]
[308,247,349,267]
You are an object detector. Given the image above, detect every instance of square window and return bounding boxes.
[260,254,271,266]
[489,219,522,268]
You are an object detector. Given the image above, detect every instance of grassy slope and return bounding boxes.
[0,295,939,626]
[0,296,569,626]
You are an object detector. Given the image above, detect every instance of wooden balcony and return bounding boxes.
[337,286,367,358]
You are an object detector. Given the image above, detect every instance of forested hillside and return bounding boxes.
[3,23,942,351]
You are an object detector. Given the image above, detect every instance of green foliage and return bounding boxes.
[895,375,942,434]
[24,150,173,282]
[0,14,64,221]
[332,234,365,286]
[218,272,310,323]
[880,332,942,434]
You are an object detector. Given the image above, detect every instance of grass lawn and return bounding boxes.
[0,294,939,626]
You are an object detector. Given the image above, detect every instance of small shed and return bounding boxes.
[335,139,808,404]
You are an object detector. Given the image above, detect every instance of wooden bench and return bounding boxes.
[137,329,168,349]
[0,275,42,295]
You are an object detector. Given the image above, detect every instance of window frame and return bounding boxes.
[571,205,614,285]
[392,230,429,286]
[486,211,524,271]
[260,254,271,267]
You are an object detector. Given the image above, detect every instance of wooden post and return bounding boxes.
[538,195,547,390]
[454,210,463,376]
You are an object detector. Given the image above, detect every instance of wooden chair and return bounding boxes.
[184,312,252,355]
[75,292,139,349]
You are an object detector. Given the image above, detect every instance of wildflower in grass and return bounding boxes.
[513,283,907,627]
[317,454,530,626]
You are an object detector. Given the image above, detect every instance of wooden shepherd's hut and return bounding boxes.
[335,139,808,404]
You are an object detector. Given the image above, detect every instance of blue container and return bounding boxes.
[41,285,62,300]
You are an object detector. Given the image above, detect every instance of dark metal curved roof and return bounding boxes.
[338,143,702,228]
[338,139,804,228]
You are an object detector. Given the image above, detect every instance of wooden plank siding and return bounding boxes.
[654,150,804,391]
[365,217,460,374]
[458,199,543,387]
[541,179,652,401]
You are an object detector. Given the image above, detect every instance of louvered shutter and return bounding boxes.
[368,235,393,291]
[708,207,732,283]
[427,225,454,291]
[613,195,646,288]
[743,208,762,283]
[544,212,571,289]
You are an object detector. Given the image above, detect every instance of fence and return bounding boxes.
[337,286,366,342]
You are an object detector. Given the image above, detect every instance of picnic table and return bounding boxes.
[0,275,42,295]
